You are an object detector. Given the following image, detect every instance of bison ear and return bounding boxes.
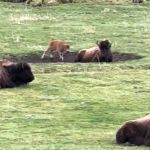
[17,62,27,71]
[23,62,31,70]
[107,39,111,44]
[21,62,30,70]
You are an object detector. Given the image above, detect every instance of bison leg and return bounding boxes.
[60,54,64,62]
[41,51,46,59]
[41,49,49,59]
[57,51,64,62]
[41,48,53,59]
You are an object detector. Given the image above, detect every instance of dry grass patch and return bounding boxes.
[10,14,56,24]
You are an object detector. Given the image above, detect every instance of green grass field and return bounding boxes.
[0,1,150,150]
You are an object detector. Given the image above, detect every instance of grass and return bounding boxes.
[0,1,150,150]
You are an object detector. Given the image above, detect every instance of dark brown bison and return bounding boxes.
[75,39,113,62]
[116,115,150,146]
[41,39,70,61]
[97,39,113,62]
[0,62,34,88]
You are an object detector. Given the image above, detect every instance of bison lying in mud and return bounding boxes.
[116,115,150,146]
[132,0,143,3]
[75,39,113,62]
[0,62,34,88]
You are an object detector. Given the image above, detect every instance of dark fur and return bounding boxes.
[97,39,113,62]
[132,0,143,3]
[116,115,150,146]
[75,39,113,62]
[0,62,34,88]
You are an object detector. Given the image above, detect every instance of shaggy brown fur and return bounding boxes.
[41,39,70,61]
[76,39,113,62]
[0,62,34,88]
[97,39,113,62]
[116,115,150,146]
[75,47,100,62]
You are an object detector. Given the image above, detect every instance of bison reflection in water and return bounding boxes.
[0,62,34,88]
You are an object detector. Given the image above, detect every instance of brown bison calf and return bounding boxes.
[41,39,70,61]
[0,62,34,88]
[75,39,113,62]
[116,115,150,146]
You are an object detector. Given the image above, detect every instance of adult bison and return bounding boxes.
[75,39,113,62]
[116,115,150,146]
[0,62,34,88]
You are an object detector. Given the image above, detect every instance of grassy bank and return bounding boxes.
[0,1,150,150]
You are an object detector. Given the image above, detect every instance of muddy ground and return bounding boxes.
[2,51,143,63]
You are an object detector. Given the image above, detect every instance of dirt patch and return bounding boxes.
[2,51,143,63]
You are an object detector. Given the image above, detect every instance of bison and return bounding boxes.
[0,62,34,88]
[41,39,70,61]
[75,39,113,62]
[116,115,150,146]
[75,47,100,62]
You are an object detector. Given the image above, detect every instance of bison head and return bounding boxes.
[3,62,34,86]
[96,39,113,62]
